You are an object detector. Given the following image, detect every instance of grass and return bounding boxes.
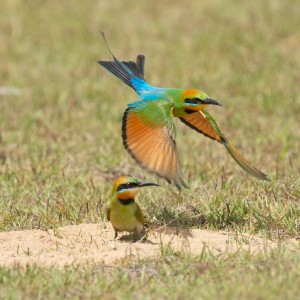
[0,0,300,298]
[1,248,300,299]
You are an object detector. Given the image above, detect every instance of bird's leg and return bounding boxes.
[114,228,118,239]
[142,226,148,239]
[132,228,141,242]
[133,227,147,242]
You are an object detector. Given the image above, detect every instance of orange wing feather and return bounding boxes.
[180,111,222,142]
[122,107,186,189]
[180,111,269,180]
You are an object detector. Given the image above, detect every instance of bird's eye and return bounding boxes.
[125,182,137,188]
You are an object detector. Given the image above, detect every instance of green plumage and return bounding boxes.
[108,176,159,239]
[99,33,269,188]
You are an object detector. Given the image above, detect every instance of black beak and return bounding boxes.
[138,181,160,188]
[202,98,223,107]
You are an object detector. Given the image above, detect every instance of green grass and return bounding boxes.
[0,0,300,298]
[1,248,300,299]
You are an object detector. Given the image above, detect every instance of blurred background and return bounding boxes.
[0,0,299,232]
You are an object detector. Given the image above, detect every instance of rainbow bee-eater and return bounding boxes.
[107,176,159,239]
[98,32,269,189]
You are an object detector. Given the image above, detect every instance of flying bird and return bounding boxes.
[98,32,269,189]
[107,176,159,239]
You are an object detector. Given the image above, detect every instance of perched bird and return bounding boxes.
[107,176,159,239]
[98,32,269,189]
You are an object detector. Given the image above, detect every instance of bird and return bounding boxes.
[107,176,160,239]
[98,32,269,189]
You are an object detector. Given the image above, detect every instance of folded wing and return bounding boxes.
[180,110,269,180]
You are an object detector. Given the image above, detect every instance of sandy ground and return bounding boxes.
[0,223,294,269]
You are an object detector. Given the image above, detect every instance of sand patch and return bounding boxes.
[0,223,291,269]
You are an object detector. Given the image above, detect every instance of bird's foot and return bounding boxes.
[114,228,118,239]
[132,228,147,243]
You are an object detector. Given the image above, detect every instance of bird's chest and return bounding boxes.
[110,203,142,232]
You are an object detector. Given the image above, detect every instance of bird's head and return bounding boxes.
[183,89,222,112]
[112,176,160,200]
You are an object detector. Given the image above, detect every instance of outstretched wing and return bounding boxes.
[180,111,222,142]
[180,110,269,180]
[122,100,187,189]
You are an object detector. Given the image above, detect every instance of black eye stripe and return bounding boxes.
[184,98,201,104]
[117,182,138,192]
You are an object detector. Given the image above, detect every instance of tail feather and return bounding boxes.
[136,55,145,77]
[122,61,145,80]
[99,60,137,90]
[98,32,146,91]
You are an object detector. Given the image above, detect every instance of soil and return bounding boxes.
[0,223,285,269]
